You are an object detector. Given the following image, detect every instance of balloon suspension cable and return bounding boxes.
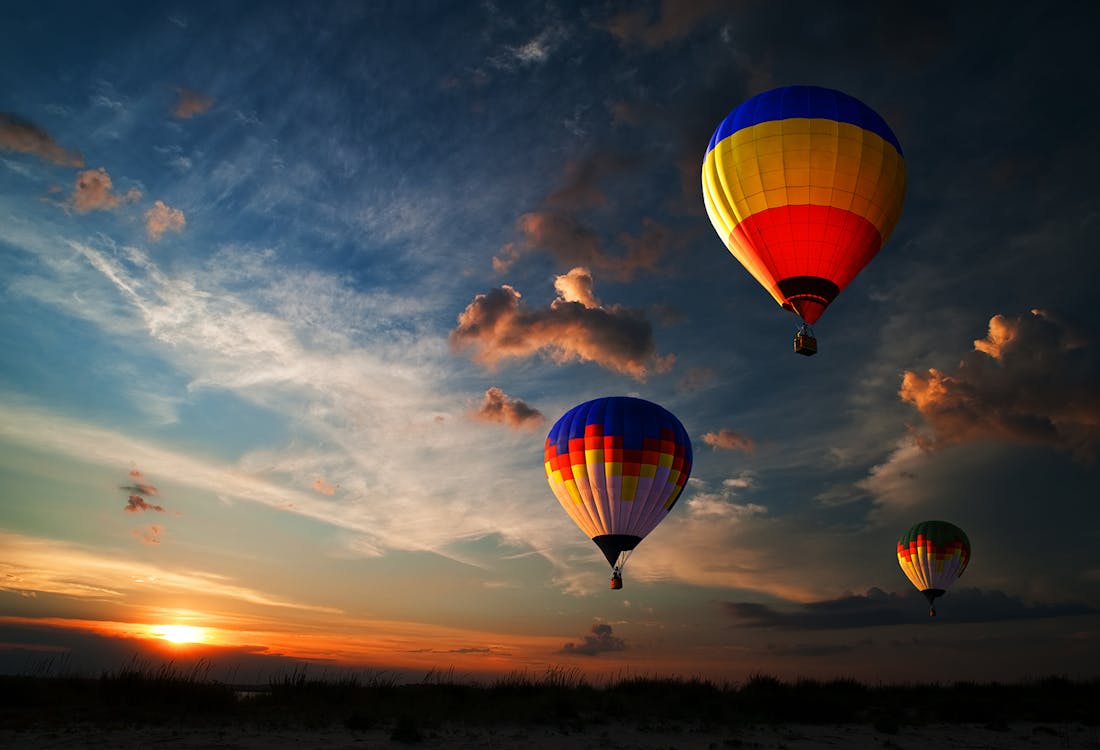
[617,549,634,570]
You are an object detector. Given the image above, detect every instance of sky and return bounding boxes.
[1,1,1098,685]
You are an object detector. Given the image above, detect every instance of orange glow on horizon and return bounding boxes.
[0,614,754,682]
[152,624,207,645]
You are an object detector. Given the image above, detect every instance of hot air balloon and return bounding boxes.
[896,520,971,617]
[544,396,692,590]
[702,85,906,355]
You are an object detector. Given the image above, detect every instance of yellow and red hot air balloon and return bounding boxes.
[897,520,971,617]
[544,396,692,590]
[702,85,906,355]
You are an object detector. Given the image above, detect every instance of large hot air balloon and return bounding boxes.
[896,520,971,617]
[702,85,906,355]
[544,396,692,590]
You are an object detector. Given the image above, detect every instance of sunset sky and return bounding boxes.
[2,1,1098,684]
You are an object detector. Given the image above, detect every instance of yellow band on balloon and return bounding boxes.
[703,118,906,247]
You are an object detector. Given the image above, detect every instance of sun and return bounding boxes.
[153,624,207,645]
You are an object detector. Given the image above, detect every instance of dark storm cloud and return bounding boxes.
[901,310,1100,461]
[123,495,164,513]
[558,622,626,656]
[725,587,1099,630]
[450,268,673,380]
[471,387,544,429]
[0,113,84,166]
[702,428,756,454]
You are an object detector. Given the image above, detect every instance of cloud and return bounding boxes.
[0,235,581,570]
[0,113,84,166]
[684,493,764,520]
[545,154,638,211]
[0,530,342,613]
[900,310,1100,460]
[725,587,1100,630]
[70,167,141,212]
[552,265,601,308]
[311,478,339,495]
[702,427,756,453]
[145,200,186,241]
[471,387,544,430]
[606,0,726,48]
[120,483,159,496]
[491,154,670,279]
[495,211,667,280]
[173,88,214,119]
[124,495,164,513]
[134,524,163,544]
[450,268,672,380]
[558,622,626,656]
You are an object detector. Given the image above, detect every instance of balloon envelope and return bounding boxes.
[897,520,971,597]
[544,396,692,568]
[702,85,906,323]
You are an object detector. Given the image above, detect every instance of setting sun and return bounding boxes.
[153,625,206,645]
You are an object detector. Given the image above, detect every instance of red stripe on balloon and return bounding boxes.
[728,205,883,319]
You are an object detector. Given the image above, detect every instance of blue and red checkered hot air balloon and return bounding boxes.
[544,397,692,590]
[702,85,906,355]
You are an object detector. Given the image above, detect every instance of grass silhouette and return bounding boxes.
[2,662,1098,733]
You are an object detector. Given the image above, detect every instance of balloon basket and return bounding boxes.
[794,332,817,356]
[609,574,623,590]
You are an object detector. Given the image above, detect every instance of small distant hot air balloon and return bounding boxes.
[896,520,971,617]
[702,85,907,355]
[544,396,692,590]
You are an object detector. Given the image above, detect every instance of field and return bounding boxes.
[2,665,1098,748]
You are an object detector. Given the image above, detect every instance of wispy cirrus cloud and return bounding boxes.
[0,113,84,166]
[311,478,339,496]
[0,530,340,613]
[0,232,578,572]
[450,267,673,380]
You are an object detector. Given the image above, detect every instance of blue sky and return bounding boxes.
[1,1,1098,682]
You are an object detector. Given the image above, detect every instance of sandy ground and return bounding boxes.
[1,722,1097,749]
